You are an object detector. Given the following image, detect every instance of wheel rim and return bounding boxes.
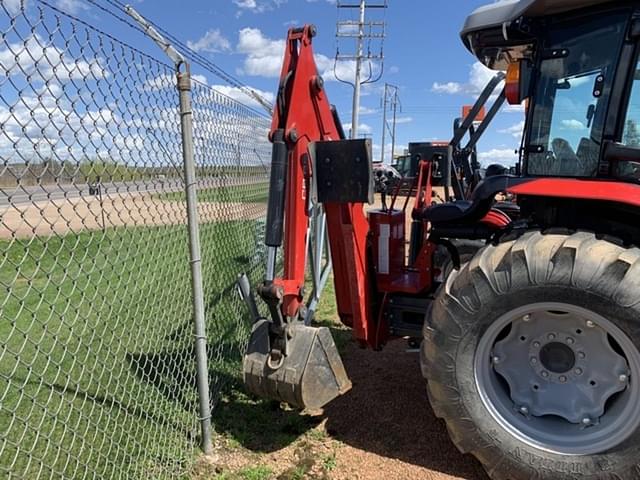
[474,302,640,455]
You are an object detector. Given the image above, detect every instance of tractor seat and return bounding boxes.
[421,175,522,225]
[422,200,474,224]
[422,199,519,225]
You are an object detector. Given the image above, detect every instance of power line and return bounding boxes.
[335,0,387,139]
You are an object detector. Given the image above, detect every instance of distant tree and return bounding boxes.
[624,119,640,147]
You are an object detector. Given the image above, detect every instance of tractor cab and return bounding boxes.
[463,0,640,182]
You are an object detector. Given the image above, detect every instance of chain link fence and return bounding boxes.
[1,2,271,478]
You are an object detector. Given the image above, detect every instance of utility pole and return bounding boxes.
[352,0,365,139]
[390,86,399,163]
[335,1,387,139]
[380,83,400,164]
[381,82,388,163]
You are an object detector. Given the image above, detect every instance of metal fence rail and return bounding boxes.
[0,2,271,478]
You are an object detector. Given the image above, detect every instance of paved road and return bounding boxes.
[0,176,267,207]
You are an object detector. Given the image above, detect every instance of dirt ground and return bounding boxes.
[0,194,267,238]
[1,188,419,239]
[202,337,489,480]
[320,340,488,480]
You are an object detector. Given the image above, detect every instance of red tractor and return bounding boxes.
[240,1,640,478]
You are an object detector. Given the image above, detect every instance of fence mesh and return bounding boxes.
[0,2,271,478]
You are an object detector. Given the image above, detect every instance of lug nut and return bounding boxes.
[586,320,595,328]
[548,333,556,340]
[533,341,541,348]
[566,337,575,345]
[575,368,583,375]
[541,371,549,378]
[519,406,529,415]
[492,356,501,364]
[582,417,592,426]
[619,374,628,383]
[530,357,538,365]
[559,375,567,383]
[578,352,586,359]
[523,314,531,322]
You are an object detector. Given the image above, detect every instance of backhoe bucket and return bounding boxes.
[243,319,352,410]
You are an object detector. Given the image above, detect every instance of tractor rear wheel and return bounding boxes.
[421,231,640,480]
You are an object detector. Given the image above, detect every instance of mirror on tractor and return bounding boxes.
[505,60,533,105]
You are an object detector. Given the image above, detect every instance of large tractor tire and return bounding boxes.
[421,231,640,480]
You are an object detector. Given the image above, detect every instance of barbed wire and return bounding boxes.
[98,0,274,114]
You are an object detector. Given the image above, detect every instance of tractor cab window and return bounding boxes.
[526,12,628,177]
[617,62,640,180]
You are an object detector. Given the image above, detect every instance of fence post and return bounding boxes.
[124,5,213,455]
[177,63,213,455]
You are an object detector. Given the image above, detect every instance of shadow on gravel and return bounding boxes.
[323,339,489,480]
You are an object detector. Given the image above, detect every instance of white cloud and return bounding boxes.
[394,116,413,125]
[4,0,24,15]
[233,0,287,16]
[140,72,271,110]
[373,141,408,164]
[499,120,525,139]
[561,119,586,130]
[343,122,372,135]
[235,0,258,9]
[504,102,526,113]
[55,0,88,14]
[236,27,355,82]
[432,62,500,96]
[432,82,463,95]
[0,84,117,160]
[208,84,275,109]
[192,74,208,85]
[236,27,285,77]
[359,106,378,115]
[187,29,231,54]
[140,73,175,91]
[478,148,519,167]
[0,34,107,81]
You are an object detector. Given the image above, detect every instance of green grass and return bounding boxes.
[239,465,273,480]
[207,279,347,451]
[0,219,265,479]
[157,182,269,205]
[211,465,273,480]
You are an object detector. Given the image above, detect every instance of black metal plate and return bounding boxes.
[311,139,373,204]
[409,142,449,185]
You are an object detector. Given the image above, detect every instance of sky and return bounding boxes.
[2,0,525,167]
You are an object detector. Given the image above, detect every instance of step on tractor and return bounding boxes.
[239,1,640,478]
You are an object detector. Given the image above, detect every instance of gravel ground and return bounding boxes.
[205,336,489,480]
[321,339,488,480]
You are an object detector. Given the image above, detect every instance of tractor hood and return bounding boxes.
[461,0,618,70]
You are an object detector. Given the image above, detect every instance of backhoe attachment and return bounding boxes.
[241,25,373,410]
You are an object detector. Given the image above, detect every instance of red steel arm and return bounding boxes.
[267,26,376,347]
